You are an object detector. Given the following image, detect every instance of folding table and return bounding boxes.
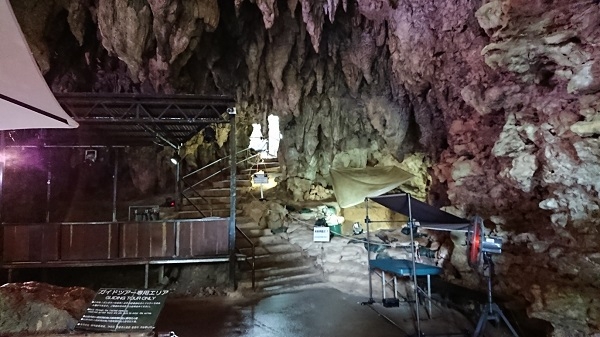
[369,258,442,316]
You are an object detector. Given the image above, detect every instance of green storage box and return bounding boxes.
[329,224,342,236]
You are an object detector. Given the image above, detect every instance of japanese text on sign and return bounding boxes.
[76,288,169,332]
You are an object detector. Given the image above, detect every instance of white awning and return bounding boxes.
[0,0,78,130]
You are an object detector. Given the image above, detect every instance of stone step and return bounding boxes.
[240,166,281,174]
[235,220,259,229]
[179,204,241,213]
[257,234,287,245]
[251,251,304,267]
[243,228,274,238]
[176,209,241,218]
[189,188,235,197]
[247,160,279,167]
[261,277,329,294]
[238,244,301,257]
[212,180,252,188]
[180,198,247,208]
[253,250,303,260]
[182,196,233,205]
[184,173,254,182]
[262,270,323,285]
[239,255,307,269]
[239,271,323,289]
[240,264,314,280]
[236,233,286,247]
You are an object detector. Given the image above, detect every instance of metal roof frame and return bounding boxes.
[8,93,236,147]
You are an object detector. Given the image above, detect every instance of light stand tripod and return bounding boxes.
[473,253,519,337]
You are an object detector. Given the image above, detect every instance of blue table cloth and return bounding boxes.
[369,259,442,276]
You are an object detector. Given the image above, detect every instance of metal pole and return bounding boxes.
[175,159,181,211]
[428,275,432,316]
[0,131,6,223]
[46,156,51,223]
[0,132,5,265]
[487,254,493,312]
[407,194,421,335]
[112,148,118,222]
[228,108,237,288]
[366,197,374,303]
[382,271,386,299]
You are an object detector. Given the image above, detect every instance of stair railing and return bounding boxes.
[181,148,260,195]
[236,226,255,290]
[179,179,209,217]
[178,148,258,217]
[177,147,262,290]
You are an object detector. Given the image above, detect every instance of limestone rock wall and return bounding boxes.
[10,0,600,335]
[0,282,94,335]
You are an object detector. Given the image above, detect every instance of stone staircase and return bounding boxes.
[236,217,326,293]
[178,157,279,218]
[178,157,327,293]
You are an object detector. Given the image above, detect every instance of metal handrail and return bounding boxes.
[235,226,255,290]
[180,191,208,218]
[179,148,254,217]
[182,147,251,180]
[176,147,261,290]
[182,150,260,195]
[180,176,211,215]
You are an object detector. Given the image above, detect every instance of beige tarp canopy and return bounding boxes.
[330,166,413,208]
[0,0,78,130]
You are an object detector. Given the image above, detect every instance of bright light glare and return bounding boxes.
[0,151,16,165]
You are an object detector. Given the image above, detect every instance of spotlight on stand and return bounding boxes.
[467,216,518,337]
[170,153,181,165]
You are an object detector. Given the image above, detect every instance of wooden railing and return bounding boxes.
[1,218,229,266]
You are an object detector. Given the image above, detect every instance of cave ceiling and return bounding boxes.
[7,0,600,335]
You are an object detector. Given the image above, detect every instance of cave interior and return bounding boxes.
[1,0,600,336]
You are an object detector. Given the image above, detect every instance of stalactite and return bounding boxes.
[298,0,326,52]
[96,0,152,80]
[287,0,299,17]
[256,0,278,28]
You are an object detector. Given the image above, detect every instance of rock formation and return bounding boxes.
[8,0,600,335]
[0,282,94,335]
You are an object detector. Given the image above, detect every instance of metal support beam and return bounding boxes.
[112,148,118,222]
[144,264,149,289]
[0,131,4,223]
[140,124,179,150]
[175,159,181,212]
[365,198,374,304]
[46,157,51,223]
[228,108,237,288]
[408,194,422,336]
[158,265,164,284]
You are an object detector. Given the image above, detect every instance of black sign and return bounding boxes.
[76,288,169,332]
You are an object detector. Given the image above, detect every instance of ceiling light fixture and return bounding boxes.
[170,153,181,165]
